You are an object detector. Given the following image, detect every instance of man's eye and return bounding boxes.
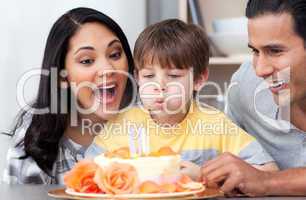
[109,52,121,60]
[80,59,94,65]
[269,49,283,55]
[250,48,259,55]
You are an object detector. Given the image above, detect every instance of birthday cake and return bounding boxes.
[95,147,181,183]
[64,147,204,195]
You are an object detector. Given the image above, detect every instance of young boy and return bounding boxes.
[86,19,278,180]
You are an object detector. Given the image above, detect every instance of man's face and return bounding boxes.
[248,13,306,106]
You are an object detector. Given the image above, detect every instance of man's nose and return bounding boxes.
[254,55,274,78]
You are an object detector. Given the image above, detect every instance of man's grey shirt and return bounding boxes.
[226,61,306,169]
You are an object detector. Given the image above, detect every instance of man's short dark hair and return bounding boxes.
[246,0,306,45]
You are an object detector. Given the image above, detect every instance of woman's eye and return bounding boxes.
[109,52,121,60]
[80,59,94,65]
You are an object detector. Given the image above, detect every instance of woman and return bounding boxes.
[3,7,136,184]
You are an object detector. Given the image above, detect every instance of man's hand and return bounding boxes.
[201,152,271,197]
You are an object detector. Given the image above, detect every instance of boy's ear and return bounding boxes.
[193,68,209,92]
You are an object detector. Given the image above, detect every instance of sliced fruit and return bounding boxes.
[157,147,177,156]
[178,175,205,191]
[175,183,188,192]
[105,147,131,159]
[178,174,193,184]
[160,183,177,193]
[139,181,161,193]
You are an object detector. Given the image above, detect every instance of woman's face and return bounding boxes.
[65,22,129,121]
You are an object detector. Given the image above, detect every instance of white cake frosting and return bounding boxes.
[94,154,181,183]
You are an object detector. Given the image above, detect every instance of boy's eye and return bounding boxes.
[109,51,121,60]
[168,74,181,78]
[143,74,154,78]
[80,59,94,65]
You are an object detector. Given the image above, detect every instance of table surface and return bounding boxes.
[1,184,306,200]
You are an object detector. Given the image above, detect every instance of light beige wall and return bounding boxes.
[197,0,247,32]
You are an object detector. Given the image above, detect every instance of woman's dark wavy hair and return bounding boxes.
[12,7,135,175]
[246,0,306,46]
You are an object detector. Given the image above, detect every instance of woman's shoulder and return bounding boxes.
[3,136,77,184]
[52,137,86,184]
[3,139,49,184]
[4,112,88,184]
[3,147,49,184]
[3,112,51,184]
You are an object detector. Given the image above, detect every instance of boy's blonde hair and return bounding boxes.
[134,19,210,80]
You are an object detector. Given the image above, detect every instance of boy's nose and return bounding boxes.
[155,78,167,92]
[154,84,166,93]
[159,87,166,92]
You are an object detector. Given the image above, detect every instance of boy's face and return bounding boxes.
[137,64,195,117]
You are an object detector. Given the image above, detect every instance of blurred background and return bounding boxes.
[0,0,250,171]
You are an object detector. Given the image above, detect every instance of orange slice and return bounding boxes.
[139,181,161,193]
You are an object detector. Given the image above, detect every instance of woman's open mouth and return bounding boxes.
[95,83,117,104]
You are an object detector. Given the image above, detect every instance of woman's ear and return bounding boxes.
[193,68,209,92]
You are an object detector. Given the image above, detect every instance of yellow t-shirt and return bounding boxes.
[89,102,273,166]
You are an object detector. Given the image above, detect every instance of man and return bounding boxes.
[202,0,306,196]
